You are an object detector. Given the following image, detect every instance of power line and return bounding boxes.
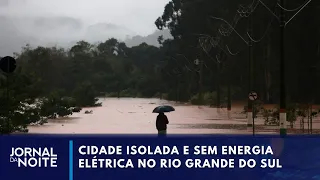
[210,0,261,48]
[198,0,275,60]
[285,0,312,26]
[246,3,279,43]
[247,19,273,43]
[257,0,280,21]
[199,37,221,64]
[277,0,311,12]
[208,0,259,57]
[195,0,313,135]
[226,45,241,56]
[169,56,194,73]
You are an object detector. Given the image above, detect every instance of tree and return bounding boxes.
[0,70,43,133]
[72,82,100,107]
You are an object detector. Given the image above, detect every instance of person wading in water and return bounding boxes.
[156,112,169,135]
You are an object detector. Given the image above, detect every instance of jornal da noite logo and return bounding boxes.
[10,147,58,168]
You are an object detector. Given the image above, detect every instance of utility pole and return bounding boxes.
[217,59,221,112]
[227,61,232,119]
[176,74,180,102]
[279,0,287,136]
[198,57,204,102]
[193,56,202,103]
[247,9,254,128]
[309,66,317,134]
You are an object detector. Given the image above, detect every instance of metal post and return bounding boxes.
[217,62,221,112]
[309,66,317,134]
[199,59,203,102]
[279,0,287,136]
[252,101,255,136]
[227,68,232,119]
[176,77,179,102]
[247,11,253,127]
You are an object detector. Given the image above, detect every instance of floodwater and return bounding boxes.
[27,98,269,134]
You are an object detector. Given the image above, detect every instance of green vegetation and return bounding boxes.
[0,40,167,133]
[260,104,320,130]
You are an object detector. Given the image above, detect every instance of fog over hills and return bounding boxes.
[124,29,172,47]
[0,15,172,56]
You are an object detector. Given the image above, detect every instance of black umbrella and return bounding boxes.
[152,105,175,113]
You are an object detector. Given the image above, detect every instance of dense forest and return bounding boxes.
[155,0,320,103]
[1,0,320,133]
[0,40,167,133]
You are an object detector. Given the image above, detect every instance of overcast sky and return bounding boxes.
[0,0,170,55]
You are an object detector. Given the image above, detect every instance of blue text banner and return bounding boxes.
[1,135,320,180]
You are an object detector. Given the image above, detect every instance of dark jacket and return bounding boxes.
[156,114,169,131]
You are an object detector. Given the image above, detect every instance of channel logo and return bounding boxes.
[10,147,58,168]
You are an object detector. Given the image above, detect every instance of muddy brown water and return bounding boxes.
[27,98,274,134]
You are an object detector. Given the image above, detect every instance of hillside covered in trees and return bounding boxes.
[1,0,320,133]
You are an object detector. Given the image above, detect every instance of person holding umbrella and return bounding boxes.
[156,112,169,135]
[152,105,175,136]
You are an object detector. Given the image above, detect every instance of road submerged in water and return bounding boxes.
[27,98,274,134]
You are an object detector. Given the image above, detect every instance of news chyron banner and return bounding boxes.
[1,135,320,180]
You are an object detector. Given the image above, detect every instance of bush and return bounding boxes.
[242,100,264,118]
[40,95,74,119]
[71,107,82,112]
[105,92,119,97]
[190,92,214,105]
[204,92,216,105]
[190,95,204,105]
[72,82,101,107]
[119,89,136,97]
[154,92,161,98]
[287,103,299,128]
[261,103,320,128]
[262,108,279,125]
[161,93,168,100]
[166,90,178,101]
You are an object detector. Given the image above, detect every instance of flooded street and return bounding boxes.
[28,98,270,134]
